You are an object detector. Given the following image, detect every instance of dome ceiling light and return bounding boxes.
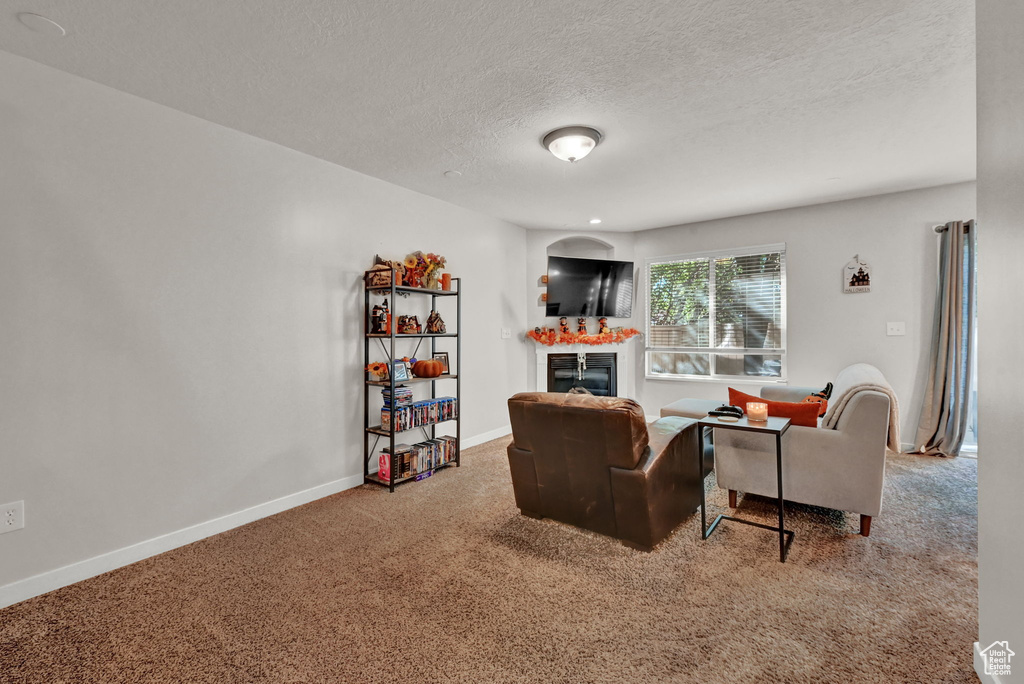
[542,126,603,163]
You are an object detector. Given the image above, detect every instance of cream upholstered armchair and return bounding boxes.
[713,364,897,536]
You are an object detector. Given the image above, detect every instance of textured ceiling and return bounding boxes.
[0,1,975,231]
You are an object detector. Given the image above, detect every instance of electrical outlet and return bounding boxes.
[1,501,25,534]
[886,322,906,337]
[500,328,512,339]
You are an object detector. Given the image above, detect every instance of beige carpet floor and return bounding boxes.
[0,438,977,683]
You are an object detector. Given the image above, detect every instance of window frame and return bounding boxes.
[644,243,788,383]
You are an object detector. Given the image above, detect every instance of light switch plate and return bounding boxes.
[886,322,906,336]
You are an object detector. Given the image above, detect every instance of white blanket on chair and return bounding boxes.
[822,363,902,453]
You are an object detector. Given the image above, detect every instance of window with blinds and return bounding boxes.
[646,245,786,380]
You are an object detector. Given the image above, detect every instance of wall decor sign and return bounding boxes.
[844,255,871,293]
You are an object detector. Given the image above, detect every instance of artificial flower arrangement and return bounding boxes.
[365,361,389,378]
[402,251,447,289]
[527,327,641,346]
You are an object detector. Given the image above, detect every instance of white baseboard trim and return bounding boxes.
[0,474,363,610]
[462,424,511,449]
[975,642,1005,683]
[1,427,513,609]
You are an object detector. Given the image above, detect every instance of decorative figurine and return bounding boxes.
[425,310,446,334]
[370,303,384,334]
[366,254,405,287]
[577,317,588,335]
[398,315,421,335]
[370,300,391,334]
[598,317,611,334]
[559,317,570,334]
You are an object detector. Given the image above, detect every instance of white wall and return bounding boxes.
[631,183,976,441]
[0,51,527,601]
[977,0,1024,676]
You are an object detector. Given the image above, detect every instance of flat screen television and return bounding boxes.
[545,256,634,318]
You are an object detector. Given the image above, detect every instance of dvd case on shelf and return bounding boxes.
[381,435,458,480]
[381,397,458,432]
[381,385,413,408]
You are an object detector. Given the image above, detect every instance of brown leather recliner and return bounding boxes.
[506,392,704,550]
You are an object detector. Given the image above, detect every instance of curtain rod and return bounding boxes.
[933,221,974,233]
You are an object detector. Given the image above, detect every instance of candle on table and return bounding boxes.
[747,402,768,422]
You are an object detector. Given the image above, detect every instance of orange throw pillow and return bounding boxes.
[728,388,820,428]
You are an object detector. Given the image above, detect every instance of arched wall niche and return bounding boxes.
[545,236,614,260]
[534,234,635,399]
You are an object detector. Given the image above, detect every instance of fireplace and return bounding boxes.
[547,353,617,396]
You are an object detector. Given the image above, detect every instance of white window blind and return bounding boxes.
[646,245,786,380]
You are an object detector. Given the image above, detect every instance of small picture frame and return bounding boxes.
[432,352,450,375]
[391,361,410,382]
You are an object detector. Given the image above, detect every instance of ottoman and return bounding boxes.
[660,397,722,420]
[660,398,721,473]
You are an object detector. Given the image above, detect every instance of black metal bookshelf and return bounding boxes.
[363,269,461,492]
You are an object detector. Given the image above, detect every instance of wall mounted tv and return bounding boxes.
[545,256,634,318]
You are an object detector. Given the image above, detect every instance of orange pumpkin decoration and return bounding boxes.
[412,359,443,378]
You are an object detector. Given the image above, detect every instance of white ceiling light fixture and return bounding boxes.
[589,218,602,224]
[542,126,602,163]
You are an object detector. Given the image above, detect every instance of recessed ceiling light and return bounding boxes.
[542,126,603,163]
[589,218,602,225]
[443,170,462,179]
[17,12,66,37]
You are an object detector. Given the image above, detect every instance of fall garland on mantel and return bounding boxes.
[526,328,641,346]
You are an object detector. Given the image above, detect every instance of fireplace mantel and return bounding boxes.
[532,338,638,399]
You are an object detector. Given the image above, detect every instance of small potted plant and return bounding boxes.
[365,362,388,380]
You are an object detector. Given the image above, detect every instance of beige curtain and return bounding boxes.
[914,220,977,456]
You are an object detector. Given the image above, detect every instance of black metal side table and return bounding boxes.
[697,415,795,562]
